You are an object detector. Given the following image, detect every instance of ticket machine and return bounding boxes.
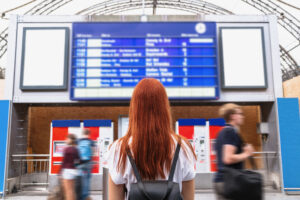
[50,119,113,174]
[176,118,225,173]
[176,119,210,173]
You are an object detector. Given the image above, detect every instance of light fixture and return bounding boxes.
[140,0,147,22]
[140,15,148,22]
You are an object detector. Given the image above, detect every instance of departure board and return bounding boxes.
[71,22,219,100]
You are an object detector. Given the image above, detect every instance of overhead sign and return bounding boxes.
[71,22,219,100]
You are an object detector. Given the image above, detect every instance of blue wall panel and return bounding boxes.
[0,100,10,194]
[277,98,300,191]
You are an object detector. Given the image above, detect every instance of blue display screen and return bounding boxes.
[71,22,219,100]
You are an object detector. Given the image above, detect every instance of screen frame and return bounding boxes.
[53,141,66,157]
[219,27,268,89]
[20,27,70,90]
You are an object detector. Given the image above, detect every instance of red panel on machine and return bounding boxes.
[51,127,68,174]
[52,127,68,140]
[209,119,225,172]
[87,127,99,140]
[178,126,194,140]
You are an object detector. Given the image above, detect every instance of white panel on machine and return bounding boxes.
[99,124,114,173]
[193,121,210,173]
[118,116,129,138]
[176,119,210,173]
[68,126,83,138]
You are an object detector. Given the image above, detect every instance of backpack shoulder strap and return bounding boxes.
[126,148,142,182]
[126,148,153,200]
[163,141,181,199]
[168,141,181,182]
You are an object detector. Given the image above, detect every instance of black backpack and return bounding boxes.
[127,143,183,200]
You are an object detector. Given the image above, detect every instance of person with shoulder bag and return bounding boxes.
[214,103,263,200]
[106,78,197,200]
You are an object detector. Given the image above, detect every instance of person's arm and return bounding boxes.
[182,179,195,200]
[74,147,81,165]
[109,175,125,200]
[92,140,97,156]
[223,144,254,165]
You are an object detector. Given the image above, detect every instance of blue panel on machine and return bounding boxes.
[83,120,112,127]
[52,120,81,127]
[208,118,226,126]
[178,118,206,126]
[71,22,219,100]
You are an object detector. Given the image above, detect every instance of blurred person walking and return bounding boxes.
[78,129,95,200]
[106,78,196,200]
[213,103,254,200]
[61,134,80,200]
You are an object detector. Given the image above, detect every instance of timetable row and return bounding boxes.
[72,67,217,77]
[73,57,216,67]
[73,47,216,57]
[72,77,218,87]
[74,37,216,48]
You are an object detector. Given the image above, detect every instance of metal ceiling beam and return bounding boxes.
[86,1,227,15]
[0,0,299,81]
[153,0,158,15]
[76,0,233,15]
[242,0,300,41]
[241,0,300,80]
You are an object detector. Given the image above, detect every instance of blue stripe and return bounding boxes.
[52,120,81,127]
[208,118,226,126]
[0,100,10,193]
[178,119,206,126]
[83,120,112,127]
[284,189,300,191]
[277,98,300,190]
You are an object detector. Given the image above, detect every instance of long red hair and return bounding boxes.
[117,78,195,180]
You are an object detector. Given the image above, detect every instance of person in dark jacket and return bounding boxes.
[214,103,254,200]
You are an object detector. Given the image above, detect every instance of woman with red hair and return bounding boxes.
[106,78,196,199]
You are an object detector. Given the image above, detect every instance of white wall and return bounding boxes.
[0,79,5,99]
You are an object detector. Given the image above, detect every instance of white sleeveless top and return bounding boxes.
[105,136,196,193]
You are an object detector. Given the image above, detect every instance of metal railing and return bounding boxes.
[12,154,50,190]
[251,151,280,188]
[252,151,278,169]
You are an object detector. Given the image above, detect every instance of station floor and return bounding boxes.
[3,190,300,200]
